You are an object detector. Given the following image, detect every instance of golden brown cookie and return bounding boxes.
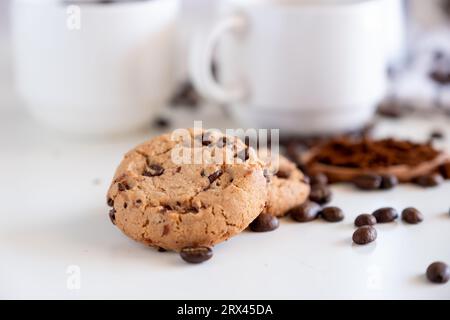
[261,152,310,217]
[107,129,268,251]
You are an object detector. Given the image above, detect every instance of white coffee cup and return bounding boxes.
[190,0,388,135]
[11,0,179,136]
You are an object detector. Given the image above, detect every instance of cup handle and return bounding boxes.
[189,14,248,104]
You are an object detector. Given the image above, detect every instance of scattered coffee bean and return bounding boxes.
[309,184,332,205]
[401,207,424,224]
[153,116,170,129]
[157,247,167,252]
[414,173,444,188]
[208,170,223,184]
[171,82,200,108]
[430,130,445,140]
[430,69,450,85]
[372,207,398,223]
[107,198,114,207]
[180,247,213,264]
[353,174,382,191]
[275,169,290,179]
[354,214,377,227]
[352,226,377,245]
[380,174,399,190]
[439,162,450,179]
[320,207,344,222]
[109,209,116,225]
[143,164,165,177]
[289,201,321,222]
[310,173,328,186]
[426,262,450,284]
[249,213,279,232]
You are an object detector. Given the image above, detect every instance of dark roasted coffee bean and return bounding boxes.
[414,173,444,187]
[208,170,223,184]
[249,213,279,232]
[353,174,382,190]
[109,209,116,225]
[289,201,321,222]
[310,173,328,186]
[171,82,200,108]
[426,262,450,284]
[430,70,450,85]
[401,207,424,224]
[180,247,213,264]
[309,184,332,205]
[354,214,377,227]
[320,207,344,222]
[380,174,399,190]
[107,198,114,207]
[275,169,290,179]
[430,130,445,140]
[372,207,398,223]
[352,226,377,245]
[157,247,167,252]
[153,116,170,129]
[439,162,450,179]
[143,164,165,177]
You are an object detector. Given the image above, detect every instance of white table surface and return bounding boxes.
[1,48,450,301]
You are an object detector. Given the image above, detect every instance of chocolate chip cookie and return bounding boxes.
[107,129,268,252]
[261,153,310,217]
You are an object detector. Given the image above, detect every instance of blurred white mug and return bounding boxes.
[190,0,388,135]
[12,0,179,136]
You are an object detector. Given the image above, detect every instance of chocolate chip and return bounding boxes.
[117,182,128,191]
[354,214,377,227]
[135,199,142,207]
[319,207,344,222]
[439,162,450,179]
[157,247,167,252]
[310,173,328,186]
[352,226,377,245]
[275,169,290,179]
[372,207,398,223]
[216,137,228,148]
[401,207,424,224]
[380,174,398,190]
[414,173,444,188]
[143,164,165,177]
[236,148,250,162]
[426,262,450,284]
[289,201,321,222]
[123,202,128,209]
[180,247,213,264]
[309,184,332,205]
[249,213,279,232]
[109,209,116,225]
[208,170,223,184]
[107,198,114,207]
[162,225,170,236]
[352,174,382,190]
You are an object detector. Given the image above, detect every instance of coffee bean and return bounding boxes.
[430,130,445,140]
[414,173,444,188]
[208,170,223,184]
[401,207,424,224]
[372,207,398,223]
[109,209,116,225]
[354,214,377,227]
[310,173,328,186]
[143,164,165,177]
[353,174,382,190]
[439,162,450,179]
[249,213,279,232]
[430,70,450,85]
[107,198,114,207]
[180,247,213,264]
[309,184,332,205]
[426,262,450,284]
[289,201,321,222]
[275,169,290,179]
[380,174,398,190]
[352,226,377,245]
[171,82,200,108]
[320,207,344,222]
[153,116,170,129]
[157,247,167,252]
